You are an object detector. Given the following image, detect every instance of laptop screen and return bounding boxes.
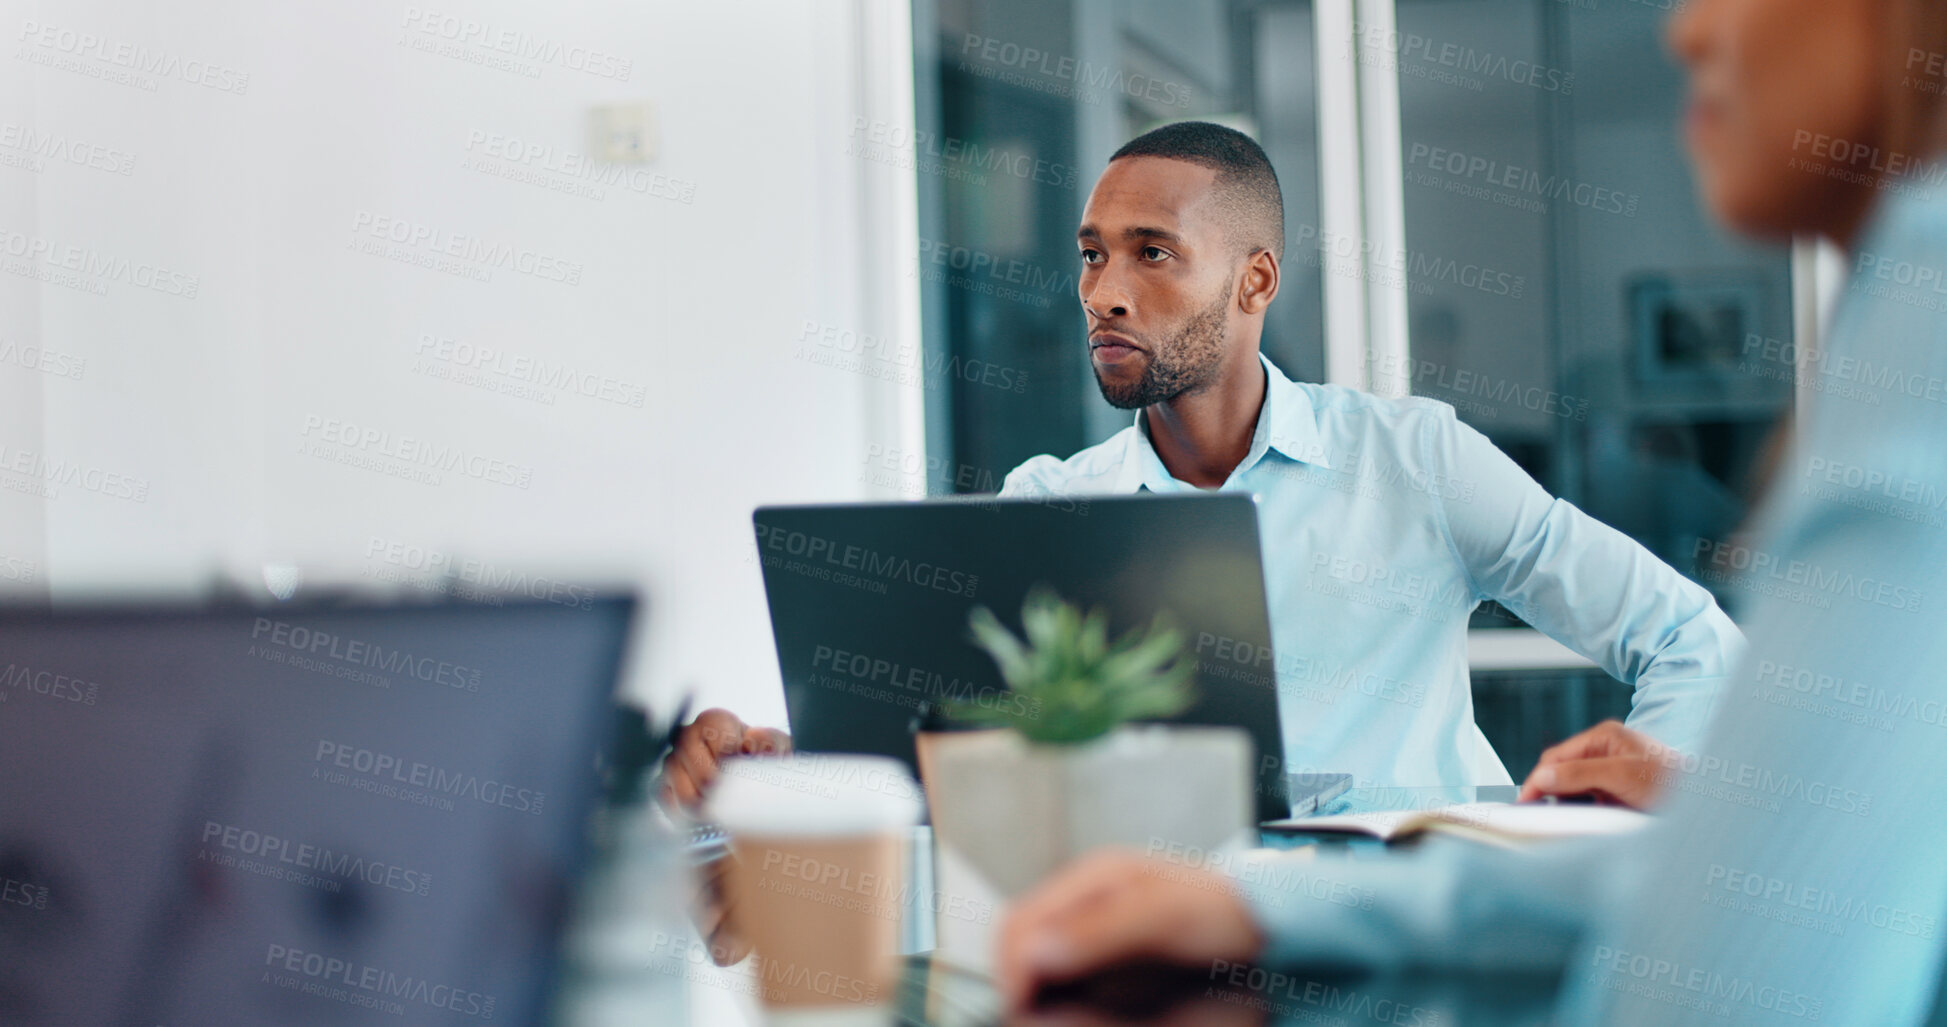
[0,597,634,1026]
[753,494,1290,822]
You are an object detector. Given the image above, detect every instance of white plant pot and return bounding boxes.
[918,724,1254,899]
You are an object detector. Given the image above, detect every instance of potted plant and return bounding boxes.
[917,587,1256,900]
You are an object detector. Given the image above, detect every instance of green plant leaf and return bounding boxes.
[953,587,1200,745]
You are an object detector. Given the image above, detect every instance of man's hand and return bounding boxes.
[691,851,754,966]
[658,708,790,810]
[997,849,1265,1012]
[1518,719,1670,809]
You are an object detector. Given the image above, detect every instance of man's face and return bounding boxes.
[1076,157,1239,410]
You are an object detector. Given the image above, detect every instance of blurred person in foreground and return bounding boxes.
[999,0,1947,1022]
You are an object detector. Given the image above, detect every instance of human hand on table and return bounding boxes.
[657,707,790,810]
[660,708,786,965]
[1518,719,1671,809]
[997,849,1266,1013]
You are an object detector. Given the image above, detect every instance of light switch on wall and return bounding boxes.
[587,102,658,164]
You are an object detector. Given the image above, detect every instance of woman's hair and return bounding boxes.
[1887,0,1947,162]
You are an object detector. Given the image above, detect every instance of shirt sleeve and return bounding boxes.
[1560,514,1947,1023]
[1232,835,1631,972]
[1426,408,1744,755]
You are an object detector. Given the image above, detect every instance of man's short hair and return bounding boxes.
[1110,121,1285,260]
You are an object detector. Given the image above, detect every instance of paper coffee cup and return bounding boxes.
[707,754,923,1024]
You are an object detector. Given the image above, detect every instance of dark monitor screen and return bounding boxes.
[0,596,634,1027]
[753,494,1289,821]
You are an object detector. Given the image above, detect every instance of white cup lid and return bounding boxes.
[707,753,923,837]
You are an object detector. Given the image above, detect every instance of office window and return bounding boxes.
[1386,0,1793,605]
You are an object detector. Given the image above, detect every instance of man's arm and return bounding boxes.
[659,708,790,969]
[1429,411,1743,755]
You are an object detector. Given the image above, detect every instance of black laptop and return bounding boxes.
[751,493,1326,823]
[0,595,635,1026]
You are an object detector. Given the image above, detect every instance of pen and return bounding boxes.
[656,692,694,768]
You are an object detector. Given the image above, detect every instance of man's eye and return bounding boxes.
[1142,246,1169,261]
[1079,249,1102,264]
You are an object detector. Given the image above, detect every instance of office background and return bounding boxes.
[910,0,1820,775]
[0,0,926,736]
[0,0,1842,777]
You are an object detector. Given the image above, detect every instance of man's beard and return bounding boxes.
[1093,276,1231,410]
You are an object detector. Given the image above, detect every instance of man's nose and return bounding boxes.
[1082,275,1131,321]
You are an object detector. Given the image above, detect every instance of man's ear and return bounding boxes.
[1238,247,1280,315]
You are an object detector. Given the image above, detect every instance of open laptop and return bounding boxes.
[753,494,1342,823]
[0,595,635,1026]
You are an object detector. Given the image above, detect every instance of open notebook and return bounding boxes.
[1265,801,1651,848]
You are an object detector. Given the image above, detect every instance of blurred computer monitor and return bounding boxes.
[0,595,635,1026]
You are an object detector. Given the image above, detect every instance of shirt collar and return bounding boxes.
[1113,352,1332,494]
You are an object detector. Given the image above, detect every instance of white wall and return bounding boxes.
[0,0,924,727]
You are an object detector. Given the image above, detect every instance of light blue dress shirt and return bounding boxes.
[1233,183,1947,1023]
[1000,356,1742,787]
